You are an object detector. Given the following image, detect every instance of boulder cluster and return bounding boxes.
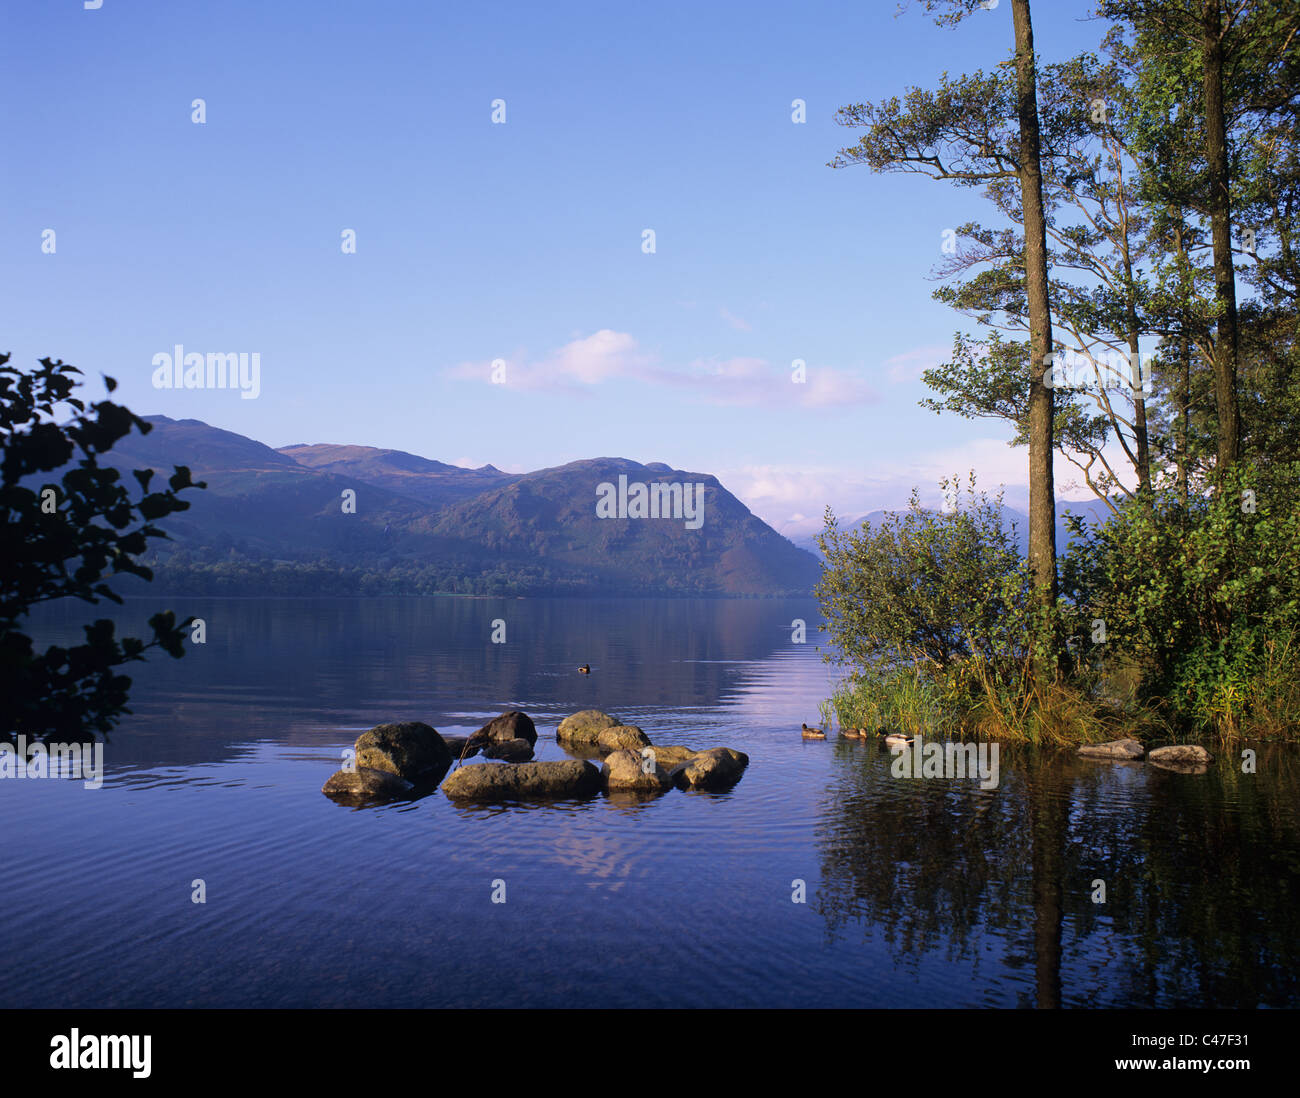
[1076,737,1214,773]
[321,709,749,803]
[551,708,748,796]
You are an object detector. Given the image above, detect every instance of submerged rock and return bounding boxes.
[322,766,413,799]
[1077,737,1145,761]
[475,710,538,747]
[483,737,534,762]
[556,709,623,746]
[441,759,602,801]
[670,747,749,791]
[1148,744,1213,772]
[355,721,452,781]
[601,748,673,794]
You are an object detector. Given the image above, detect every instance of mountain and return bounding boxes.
[101,417,432,560]
[422,457,821,596]
[277,443,518,510]
[103,417,821,597]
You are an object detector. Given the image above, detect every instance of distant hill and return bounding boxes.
[102,417,821,597]
[791,499,1117,558]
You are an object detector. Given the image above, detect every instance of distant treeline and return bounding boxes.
[138,555,806,599]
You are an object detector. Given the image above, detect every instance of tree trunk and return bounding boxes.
[1012,0,1059,656]
[1170,206,1192,507]
[1202,0,1241,472]
[1179,332,1191,506]
[1120,241,1152,495]
[1130,331,1152,495]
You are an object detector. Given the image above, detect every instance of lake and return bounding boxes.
[2,596,1297,1008]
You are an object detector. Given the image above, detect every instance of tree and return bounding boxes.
[922,53,1163,509]
[831,0,1059,665]
[0,354,205,740]
[1102,0,1300,474]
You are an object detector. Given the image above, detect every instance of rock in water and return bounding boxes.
[1148,744,1213,772]
[354,721,452,781]
[595,725,652,752]
[1077,738,1145,760]
[321,766,414,799]
[602,748,673,793]
[639,744,697,769]
[474,711,538,747]
[441,760,602,801]
[483,738,535,762]
[441,735,481,760]
[670,747,749,791]
[556,710,623,747]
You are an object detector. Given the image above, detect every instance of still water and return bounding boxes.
[1,596,1296,1008]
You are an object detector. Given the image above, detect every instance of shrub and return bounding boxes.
[0,354,204,740]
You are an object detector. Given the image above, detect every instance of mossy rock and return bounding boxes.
[474,711,538,746]
[595,725,651,752]
[321,766,413,800]
[483,738,534,762]
[354,721,452,781]
[670,747,749,791]
[639,744,697,769]
[601,748,673,794]
[441,759,602,801]
[556,710,622,746]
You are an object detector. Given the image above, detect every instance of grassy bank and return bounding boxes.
[824,644,1300,748]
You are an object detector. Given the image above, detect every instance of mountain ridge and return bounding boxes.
[106,416,821,597]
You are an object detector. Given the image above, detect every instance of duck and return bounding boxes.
[840,726,864,739]
[801,723,827,740]
[879,731,915,749]
[578,664,591,675]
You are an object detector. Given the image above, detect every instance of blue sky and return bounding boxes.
[1,0,1114,542]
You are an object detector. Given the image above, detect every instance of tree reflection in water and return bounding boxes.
[814,739,1300,1007]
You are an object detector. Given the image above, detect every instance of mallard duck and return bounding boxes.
[880,731,915,749]
[578,664,591,674]
[841,727,864,739]
[801,723,827,740]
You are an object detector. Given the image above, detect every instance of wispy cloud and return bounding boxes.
[444,329,655,391]
[445,330,879,408]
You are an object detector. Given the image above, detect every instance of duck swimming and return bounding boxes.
[578,664,591,674]
[879,731,915,749]
[801,723,827,740]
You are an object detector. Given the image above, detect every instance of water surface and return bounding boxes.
[2,596,1296,1008]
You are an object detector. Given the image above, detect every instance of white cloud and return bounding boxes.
[444,329,654,391]
[445,331,879,408]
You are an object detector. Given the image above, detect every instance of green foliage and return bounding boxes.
[822,1,1300,744]
[816,473,1033,674]
[1063,462,1300,737]
[0,354,205,740]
